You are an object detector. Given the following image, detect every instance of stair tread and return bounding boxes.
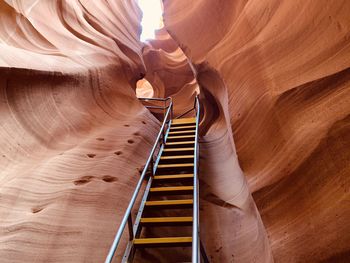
[168,135,195,139]
[150,186,193,192]
[145,199,193,206]
[168,130,195,135]
[163,147,194,152]
[158,163,194,168]
[172,118,196,124]
[166,141,195,145]
[170,125,196,130]
[140,217,193,223]
[153,174,194,180]
[134,237,192,245]
[160,155,194,160]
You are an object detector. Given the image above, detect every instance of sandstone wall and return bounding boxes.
[0,1,159,262]
[164,0,350,261]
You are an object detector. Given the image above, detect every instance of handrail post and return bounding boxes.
[172,105,174,120]
[162,126,165,145]
[127,215,134,241]
[163,100,166,121]
[150,156,154,177]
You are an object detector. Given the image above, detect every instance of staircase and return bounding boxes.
[105,97,208,263]
[131,116,196,258]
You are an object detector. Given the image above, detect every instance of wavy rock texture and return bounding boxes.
[164,0,350,262]
[0,1,161,262]
[141,27,198,117]
[1,0,349,262]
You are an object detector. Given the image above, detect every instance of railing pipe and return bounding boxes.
[192,95,200,263]
[105,99,172,263]
[127,215,133,241]
[142,105,167,110]
[174,107,194,120]
[138,97,170,102]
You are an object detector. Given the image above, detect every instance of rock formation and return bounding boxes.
[0,0,349,262]
[164,0,350,262]
[0,1,157,262]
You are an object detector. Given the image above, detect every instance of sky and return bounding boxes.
[138,0,163,41]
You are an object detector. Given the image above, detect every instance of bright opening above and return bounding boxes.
[136,79,154,98]
[138,0,163,41]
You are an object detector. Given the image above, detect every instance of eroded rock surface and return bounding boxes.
[1,0,349,262]
[164,0,350,262]
[0,1,160,262]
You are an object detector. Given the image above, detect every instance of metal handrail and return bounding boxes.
[192,95,200,262]
[141,105,168,110]
[138,97,171,102]
[105,97,173,263]
[174,96,198,119]
[139,97,173,120]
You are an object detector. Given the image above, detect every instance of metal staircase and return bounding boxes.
[105,97,208,263]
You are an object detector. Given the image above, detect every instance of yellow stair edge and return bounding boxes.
[172,117,196,124]
[168,135,195,139]
[166,141,195,145]
[160,155,194,160]
[163,147,194,152]
[145,199,193,206]
[169,130,195,135]
[153,174,194,180]
[150,186,194,192]
[134,237,192,245]
[157,163,194,168]
[140,217,193,223]
[170,125,196,130]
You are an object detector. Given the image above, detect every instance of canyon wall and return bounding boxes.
[163,0,350,262]
[0,1,160,262]
[1,0,349,262]
[141,27,198,117]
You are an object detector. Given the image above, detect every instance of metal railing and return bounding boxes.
[174,96,198,120]
[105,96,206,262]
[192,95,200,262]
[139,97,173,121]
[105,97,173,263]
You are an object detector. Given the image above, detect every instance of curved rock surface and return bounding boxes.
[1,0,349,262]
[164,0,350,262]
[0,1,160,262]
[141,27,198,117]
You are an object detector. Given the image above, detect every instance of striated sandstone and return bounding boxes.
[1,0,349,262]
[164,0,350,261]
[0,1,160,262]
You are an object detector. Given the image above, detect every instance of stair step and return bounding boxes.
[153,174,193,185]
[156,163,194,175]
[163,147,194,152]
[166,141,195,146]
[140,217,193,226]
[167,135,195,141]
[150,186,193,195]
[172,118,196,125]
[145,199,193,208]
[160,155,194,160]
[162,149,195,156]
[168,130,195,135]
[153,174,194,182]
[134,237,192,247]
[159,155,194,164]
[157,163,194,169]
[170,125,196,130]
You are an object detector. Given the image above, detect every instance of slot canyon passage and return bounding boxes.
[0,0,350,262]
